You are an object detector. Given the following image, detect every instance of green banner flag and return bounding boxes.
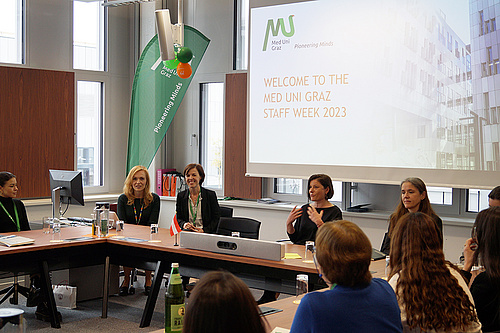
[126,26,210,172]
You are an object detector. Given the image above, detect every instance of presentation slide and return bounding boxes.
[248,0,500,188]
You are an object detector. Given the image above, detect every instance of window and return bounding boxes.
[73,0,105,71]
[427,187,452,205]
[275,178,302,195]
[0,0,23,64]
[77,81,103,187]
[234,0,249,70]
[467,189,490,212]
[273,178,342,202]
[200,83,224,190]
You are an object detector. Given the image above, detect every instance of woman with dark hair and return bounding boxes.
[286,174,342,245]
[182,271,268,333]
[0,171,62,321]
[380,177,442,254]
[389,212,481,332]
[0,171,30,232]
[463,206,500,332]
[176,163,220,234]
[290,220,402,333]
[117,165,160,295]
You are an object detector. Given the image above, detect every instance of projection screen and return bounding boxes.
[247,0,500,188]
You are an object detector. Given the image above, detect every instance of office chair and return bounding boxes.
[219,206,233,218]
[216,217,261,240]
[0,274,31,306]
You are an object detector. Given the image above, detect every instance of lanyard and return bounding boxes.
[189,193,201,223]
[133,201,144,224]
[0,201,20,231]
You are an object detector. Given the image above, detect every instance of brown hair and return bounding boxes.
[473,206,500,285]
[389,212,478,331]
[315,220,372,287]
[0,172,16,187]
[183,163,205,186]
[183,271,267,333]
[489,186,500,200]
[388,177,436,236]
[123,165,153,207]
[307,174,334,200]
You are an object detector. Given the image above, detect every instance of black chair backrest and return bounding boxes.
[216,217,261,240]
[219,206,233,218]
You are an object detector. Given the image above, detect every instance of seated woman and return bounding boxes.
[286,174,342,245]
[290,220,402,333]
[176,163,220,233]
[389,212,481,332]
[117,166,160,296]
[463,206,500,332]
[0,171,60,321]
[0,171,29,233]
[380,177,442,254]
[183,271,268,333]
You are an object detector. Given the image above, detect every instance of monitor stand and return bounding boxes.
[52,187,62,220]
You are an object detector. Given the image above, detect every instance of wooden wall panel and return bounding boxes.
[0,66,74,199]
[224,72,262,199]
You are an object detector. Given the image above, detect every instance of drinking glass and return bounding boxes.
[42,217,51,234]
[50,221,63,243]
[149,224,160,242]
[293,274,308,304]
[115,220,124,238]
[303,241,314,263]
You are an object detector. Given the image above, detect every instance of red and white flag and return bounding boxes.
[170,213,181,236]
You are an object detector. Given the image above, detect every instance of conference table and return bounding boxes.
[0,225,386,329]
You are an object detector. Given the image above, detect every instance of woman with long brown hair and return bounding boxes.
[381,177,442,254]
[389,212,481,332]
[463,206,500,332]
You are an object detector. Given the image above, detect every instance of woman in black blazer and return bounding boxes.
[176,164,220,234]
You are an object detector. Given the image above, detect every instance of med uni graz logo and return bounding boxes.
[262,15,295,51]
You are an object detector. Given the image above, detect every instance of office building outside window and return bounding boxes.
[73,0,105,71]
[200,83,224,190]
[0,0,23,64]
[77,81,103,187]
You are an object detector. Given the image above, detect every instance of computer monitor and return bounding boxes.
[49,169,84,219]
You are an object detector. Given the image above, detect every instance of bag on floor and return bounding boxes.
[52,282,77,309]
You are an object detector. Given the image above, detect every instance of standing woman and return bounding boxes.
[0,171,30,232]
[463,207,500,332]
[389,212,481,332]
[176,164,220,234]
[117,165,160,296]
[286,174,342,245]
[380,177,442,254]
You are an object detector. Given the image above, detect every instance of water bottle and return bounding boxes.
[165,263,185,332]
[95,202,110,237]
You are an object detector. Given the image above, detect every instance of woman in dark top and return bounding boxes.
[380,177,442,254]
[117,165,160,296]
[176,163,220,234]
[0,171,30,232]
[286,174,342,245]
[463,207,500,332]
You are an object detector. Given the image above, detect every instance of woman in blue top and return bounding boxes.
[290,220,402,333]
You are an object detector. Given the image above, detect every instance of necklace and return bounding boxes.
[0,200,20,231]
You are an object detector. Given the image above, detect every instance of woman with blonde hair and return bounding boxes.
[389,212,481,332]
[117,165,160,296]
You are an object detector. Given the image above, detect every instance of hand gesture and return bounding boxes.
[463,238,476,272]
[286,206,303,234]
[307,205,324,227]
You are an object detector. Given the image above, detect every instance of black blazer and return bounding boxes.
[176,187,220,234]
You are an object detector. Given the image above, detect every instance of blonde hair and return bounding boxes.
[123,165,153,207]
